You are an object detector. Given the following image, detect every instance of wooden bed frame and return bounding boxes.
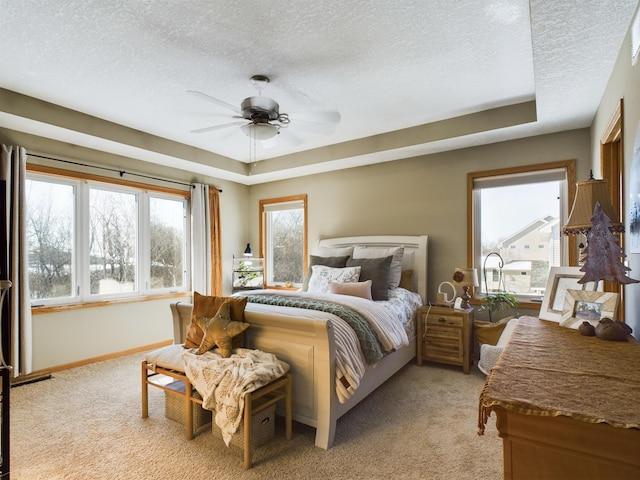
[170,235,428,449]
[247,235,428,449]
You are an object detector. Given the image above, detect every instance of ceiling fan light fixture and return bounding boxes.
[241,122,279,140]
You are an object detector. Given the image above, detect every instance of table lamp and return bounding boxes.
[452,268,479,309]
[562,173,637,286]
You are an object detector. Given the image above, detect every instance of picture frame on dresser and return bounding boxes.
[559,289,620,329]
[538,266,600,322]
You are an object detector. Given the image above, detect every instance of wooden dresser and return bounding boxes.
[479,316,640,480]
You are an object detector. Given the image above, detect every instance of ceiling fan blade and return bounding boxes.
[190,121,246,134]
[291,118,338,136]
[281,130,305,146]
[290,109,341,125]
[186,90,241,115]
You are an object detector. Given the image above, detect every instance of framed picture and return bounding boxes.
[539,267,600,322]
[559,289,620,329]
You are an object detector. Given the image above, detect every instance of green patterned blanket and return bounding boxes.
[245,294,383,363]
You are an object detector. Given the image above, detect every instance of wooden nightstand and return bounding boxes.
[416,305,474,373]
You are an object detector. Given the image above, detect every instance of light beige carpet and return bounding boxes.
[10,353,502,479]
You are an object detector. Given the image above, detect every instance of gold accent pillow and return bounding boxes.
[194,301,250,357]
[399,269,414,291]
[183,292,248,348]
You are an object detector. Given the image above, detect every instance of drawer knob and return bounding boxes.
[438,317,446,323]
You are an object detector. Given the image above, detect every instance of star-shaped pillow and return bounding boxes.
[194,301,250,357]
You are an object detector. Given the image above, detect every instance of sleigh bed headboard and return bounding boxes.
[316,235,429,303]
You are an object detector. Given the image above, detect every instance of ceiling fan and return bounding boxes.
[187,75,341,143]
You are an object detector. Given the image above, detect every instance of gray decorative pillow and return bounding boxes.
[302,255,350,291]
[352,245,404,289]
[346,256,393,301]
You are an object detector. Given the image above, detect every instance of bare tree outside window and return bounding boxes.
[89,188,137,295]
[149,196,186,289]
[26,170,190,305]
[271,209,304,284]
[261,195,307,288]
[26,179,74,300]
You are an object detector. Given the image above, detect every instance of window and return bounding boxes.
[149,196,187,290]
[260,195,307,288]
[26,178,75,300]
[26,169,189,305]
[468,161,575,300]
[89,187,137,295]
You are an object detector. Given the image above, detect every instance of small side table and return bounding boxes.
[416,305,474,373]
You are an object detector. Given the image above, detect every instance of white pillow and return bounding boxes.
[352,245,404,289]
[307,265,361,294]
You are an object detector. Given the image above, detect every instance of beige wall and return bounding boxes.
[31,296,190,369]
[590,4,640,338]
[248,129,592,305]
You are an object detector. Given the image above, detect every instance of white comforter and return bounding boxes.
[242,289,419,403]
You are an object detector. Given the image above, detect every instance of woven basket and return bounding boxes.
[214,404,276,450]
[164,381,212,431]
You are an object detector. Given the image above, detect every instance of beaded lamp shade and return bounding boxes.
[562,178,624,236]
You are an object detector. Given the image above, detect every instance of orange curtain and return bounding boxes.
[208,188,222,296]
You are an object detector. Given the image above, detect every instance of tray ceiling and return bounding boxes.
[0,0,637,184]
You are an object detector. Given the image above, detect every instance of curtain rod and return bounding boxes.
[27,153,222,192]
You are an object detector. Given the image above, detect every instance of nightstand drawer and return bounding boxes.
[424,325,462,341]
[425,313,463,328]
[424,338,463,363]
[424,327,463,364]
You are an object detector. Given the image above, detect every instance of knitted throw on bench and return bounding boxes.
[182,348,285,446]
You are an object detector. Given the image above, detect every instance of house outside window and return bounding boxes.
[468,161,575,300]
[26,169,189,305]
[259,195,307,288]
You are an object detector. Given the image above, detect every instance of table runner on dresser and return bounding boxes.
[478,316,640,435]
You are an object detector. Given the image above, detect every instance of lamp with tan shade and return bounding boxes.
[563,173,638,287]
[562,175,624,239]
[452,267,479,309]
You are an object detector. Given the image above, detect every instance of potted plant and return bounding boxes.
[474,292,519,346]
[480,291,519,322]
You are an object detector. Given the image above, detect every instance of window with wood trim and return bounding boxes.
[26,167,190,306]
[468,161,576,301]
[259,195,307,288]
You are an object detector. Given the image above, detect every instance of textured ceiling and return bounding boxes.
[0,0,638,184]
